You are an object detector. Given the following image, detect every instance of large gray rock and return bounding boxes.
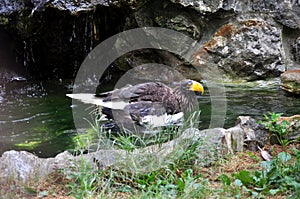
[193,18,285,80]
[0,150,73,184]
[171,0,300,29]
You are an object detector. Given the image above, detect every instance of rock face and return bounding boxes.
[193,19,285,80]
[280,70,300,94]
[0,0,300,80]
[292,37,300,63]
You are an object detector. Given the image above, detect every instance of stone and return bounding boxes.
[292,37,300,63]
[278,115,300,141]
[170,0,223,13]
[193,19,285,80]
[236,116,269,151]
[171,0,300,29]
[0,150,78,184]
[280,70,300,94]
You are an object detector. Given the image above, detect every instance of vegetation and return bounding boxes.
[28,143,299,199]
[5,112,299,198]
[259,112,292,146]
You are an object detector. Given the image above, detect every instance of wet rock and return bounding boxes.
[170,0,223,13]
[292,37,300,63]
[171,0,300,29]
[280,70,300,94]
[0,0,130,79]
[193,19,285,80]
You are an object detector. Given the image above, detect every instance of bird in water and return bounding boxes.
[67,79,204,136]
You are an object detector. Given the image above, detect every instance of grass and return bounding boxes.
[7,143,299,199]
[3,112,300,198]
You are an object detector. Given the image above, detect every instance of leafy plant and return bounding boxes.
[219,150,300,197]
[259,112,291,146]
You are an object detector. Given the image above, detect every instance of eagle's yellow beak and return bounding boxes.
[189,81,204,94]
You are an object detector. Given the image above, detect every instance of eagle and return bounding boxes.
[67,79,204,136]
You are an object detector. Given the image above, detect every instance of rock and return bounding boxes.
[292,37,300,63]
[0,0,131,79]
[278,115,300,141]
[4,115,289,185]
[193,19,285,80]
[0,151,75,184]
[280,70,300,94]
[170,0,223,14]
[0,0,299,82]
[236,116,269,151]
[171,0,300,29]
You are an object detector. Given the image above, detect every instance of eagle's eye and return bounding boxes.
[186,80,193,86]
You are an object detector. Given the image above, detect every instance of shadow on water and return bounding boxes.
[0,80,76,158]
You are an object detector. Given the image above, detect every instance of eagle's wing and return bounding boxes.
[98,82,174,103]
[67,82,181,113]
[66,93,129,109]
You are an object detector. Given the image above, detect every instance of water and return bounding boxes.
[0,78,299,158]
[0,80,75,158]
[198,78,300,129]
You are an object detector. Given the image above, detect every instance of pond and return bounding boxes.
[0,78,299,158]
[0,80,75,158]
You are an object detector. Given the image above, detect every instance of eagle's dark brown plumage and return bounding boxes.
[67,79,204,134]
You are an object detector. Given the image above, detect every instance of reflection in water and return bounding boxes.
[0,78,299,158]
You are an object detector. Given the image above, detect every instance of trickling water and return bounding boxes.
[83,14,94,54]
[69,22,77,42]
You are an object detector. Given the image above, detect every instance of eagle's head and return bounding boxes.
[178,79,204,95]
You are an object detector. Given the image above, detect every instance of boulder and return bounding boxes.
[193,19,285,80]
[0,151,74,184]
[171,0,300,29]
[236,116,269,151]
[280,70,300,94]
[5,115,295,185]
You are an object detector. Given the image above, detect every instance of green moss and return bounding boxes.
[15,141,42,150]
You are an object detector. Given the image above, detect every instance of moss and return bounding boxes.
[15,141,42,150]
